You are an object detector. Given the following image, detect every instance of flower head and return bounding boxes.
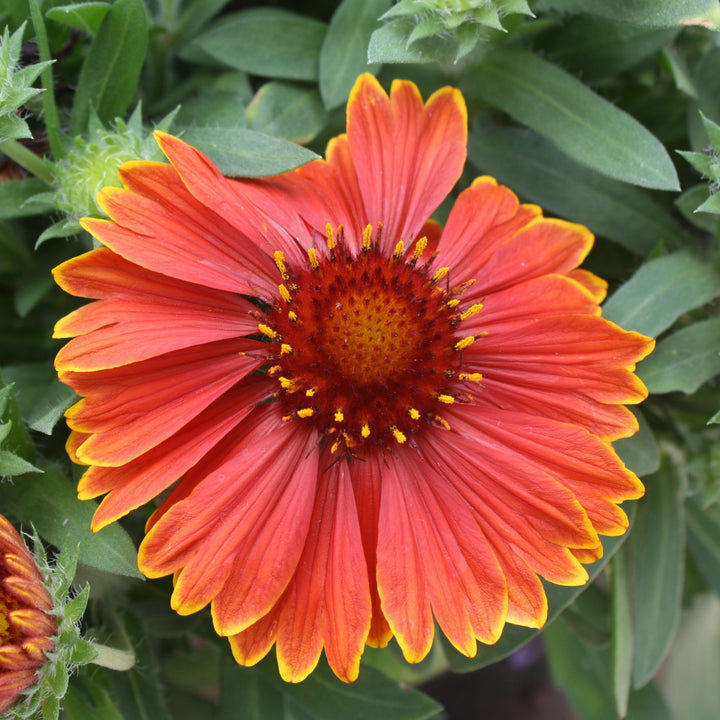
[0,515,56,715]
[53,74,654,683]
[50,107,168,223]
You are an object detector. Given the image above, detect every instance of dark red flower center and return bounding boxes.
[261,225,481,455]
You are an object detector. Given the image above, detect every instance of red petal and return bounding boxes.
[82,164,277,297]
[374,454,433,663]
[8,609,56,638]
[450,408,643,535]
[138,406,318,628]
[53,247,257,325]
[377,448,508,661]
[348,453,392,648]
[267,457,371,682]
[346,74,467,245]
[65,339,263,466]
[228,612,279,668]
[83,375,271,530]
[438,177,540,281]
[420,426,596,587]
[151,133,312,271]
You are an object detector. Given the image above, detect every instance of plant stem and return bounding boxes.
[90,643,136,671]
[28,0,65,159]
[0,139,52,183]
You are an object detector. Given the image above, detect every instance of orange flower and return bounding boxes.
[0,515,56,713]
[53,74,654,683]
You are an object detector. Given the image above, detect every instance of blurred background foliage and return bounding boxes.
[2,1,720,718]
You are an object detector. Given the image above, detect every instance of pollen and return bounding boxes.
[258,324,278,339]
[277,284,291,303]
[391,426,407,444]
[308,247,319,269]
[460,303,483,321]
[455,335,475,351]
[263,226,480,454]
[326,223,336,250]
[274,250,289,280]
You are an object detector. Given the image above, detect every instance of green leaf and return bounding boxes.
[63,584,91,624]
[444,508,634,671]
[102,610,173,720]
[191,8,327,82]
[0,449,40,475]
[625,456,684,688]
[36,218,84,247]
[174,72,251,130]
[661,595,720,720]
[3,362,77,435]
[0,376,35,462]
[71,0,148,133]
[545,616,672,720]
[256,656,442,720]
[536,0,720,29]
[368,18,444,64]
[63,680,125,720]
[46,658,70,699]
[42,694,60,720]
[0,178,55,219]
[637,318,720,394]
[468,122,684,255]
[686,500,720,596]
[614,409,660,478]
[46,2,111,35]
[219,654,284,720]
[180,126,319,177]
[602,252,720,337]
[463,46,680,191]
[697,192,720,215]
[246,82,328,144]
[611,549,633,718]
[536,15,678,83]
[70,638,100,665]
[2,462,142,578]
[675,184,719,233]
[319,0,389,110]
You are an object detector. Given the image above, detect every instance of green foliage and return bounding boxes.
[70,0,148,134]
[371,0,533,63]
[0,23,51,141]
[180,126,320,177]
[189,8,327,81]
[463,45,680,190]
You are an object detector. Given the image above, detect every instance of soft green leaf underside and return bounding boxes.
[191,7,327,81]
[464,45,680,191]
[180,127,319,177]
[602,252,720,337]
[638,317,720,394]
[3,462,142,578]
